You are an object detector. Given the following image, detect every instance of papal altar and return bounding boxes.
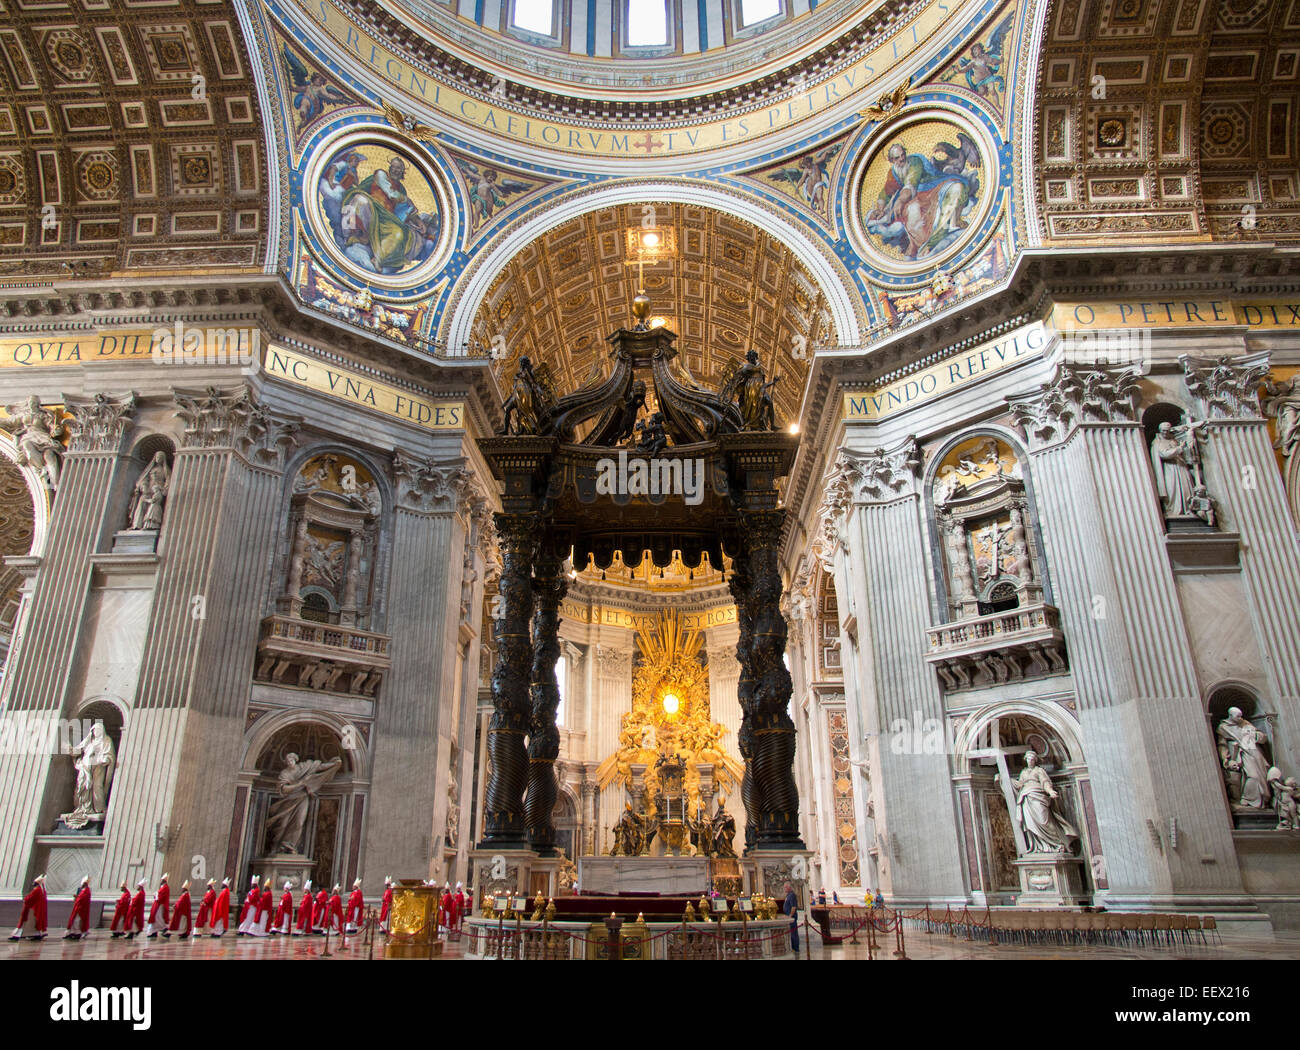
[578,856,708,895]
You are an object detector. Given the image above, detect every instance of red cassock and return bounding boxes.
[109,889,131,932]
[295,890,313,933]
[147,881,170,928]
[379,886,393,926]
[194,889,216,931]
[18,883,48,933]
[128,888,146,932]
[68,886,91,934]
[168,891,192,934]
[454,891,465,927]
[312,890,328,929]
[239,885,260,925]
[257,889,273,924]
[274,890,294,932]
[212,887,231,932]
[325,893,344,933]
[440,891,454,930]
[345,888,364,926]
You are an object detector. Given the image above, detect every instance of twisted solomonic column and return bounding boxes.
[525,549,567,855]
[479,512,537,847]
[742,509,805,850]
[728,550,760,853]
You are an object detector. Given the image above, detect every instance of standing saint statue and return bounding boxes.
[61,722,116,829]
[266,752,343,854]
[1,395,65,491]
[1013,751,1078,854]
[1216,707,1272,809]
[1150,419,1212,525]
[127,451,171,531]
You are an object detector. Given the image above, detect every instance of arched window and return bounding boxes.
[512,0,554,35]
[740,0,781,26]
[627,0,668,46]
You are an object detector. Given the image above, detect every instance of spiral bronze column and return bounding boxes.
[743,508,805,850]
[728,551,760,853]
[478,512,536,848]
[525,549,567,855]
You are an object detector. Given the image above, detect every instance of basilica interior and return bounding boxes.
[0,0,1299,961]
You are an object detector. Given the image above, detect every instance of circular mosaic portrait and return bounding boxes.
[307,132,452,287]
[850,114,995,275]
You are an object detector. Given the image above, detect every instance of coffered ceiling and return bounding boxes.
[474,202,833,429]
[0,0,268,279]
[1034,0,1300,243]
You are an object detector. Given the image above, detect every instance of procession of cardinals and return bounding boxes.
[9,873,471,943]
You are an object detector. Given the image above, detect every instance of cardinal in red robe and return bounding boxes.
[126,880,146,938]
[237,875,260,935]
[312,886,328,933]
[166,881,192,937]
[246,880,273,937]
[145,873,170,937]
[378,876,393,934]
[9,874,48,940]
[193,879,216,937]
[109,882,131,937]
[344,878,364,933]
[272,881,294,935]
[455,883,466,931]
[294,880,314,936]
[440,885,455,937]
[325,885,344,935]
[63,876,92,939]
[211,877,232,936]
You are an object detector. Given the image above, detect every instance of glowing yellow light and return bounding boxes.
[788,423,800,435]
[662,693,680,715]
[641,231,661,249]
[649,316,668,328]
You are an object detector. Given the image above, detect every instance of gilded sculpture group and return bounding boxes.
[610,796,737,858]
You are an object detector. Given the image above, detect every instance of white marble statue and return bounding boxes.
[1013,750,1079,854]
[1268,767,1298,830]
[266,752,343,854]
[1216,707,1271,809]
[1,395,65,490]
[61,722,116,828]
[127,451,171,531]
[1150,419,1211,523]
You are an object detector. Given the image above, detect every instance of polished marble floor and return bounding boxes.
[4,925,1298,960]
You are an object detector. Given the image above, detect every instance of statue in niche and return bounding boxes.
[266,752,343,854]
[723,350,778,431]
[1,395,65,491]
[1268,768,1298,830]
[127,451,171,531]
[1150,418,1214,526]
[1263,379,1300,461]
[710,797,738,858]
[1012,750,1078,854]
[1216,707,1272,809]
[303,535,345,590]
[60,722,116,829]
[634,411,668,455]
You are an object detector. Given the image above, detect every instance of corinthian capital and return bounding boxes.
[64,391,138,452]
[392,451,472,513]
[1008,359,1142,448]
[172,386,298,466]
[1180,351,1270,420]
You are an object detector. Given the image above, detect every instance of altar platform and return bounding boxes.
[578,855,708,895]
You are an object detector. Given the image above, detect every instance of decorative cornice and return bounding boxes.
[1007,359,1142,449]
[63,392,138,453]
[1180,351,1271,421]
